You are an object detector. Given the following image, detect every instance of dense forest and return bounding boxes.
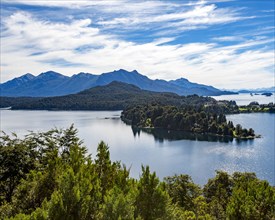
[1,82,274,115]
[0,126,274,220]
[121,104,257,139]
[0,82,210,110]
[0,82,237,113]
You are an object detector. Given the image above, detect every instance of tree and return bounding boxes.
[226,179,275,219]
[100,186,136,220]
[193,196,212,220]
[47,145,101,220]
[209,122,217,134]
[0,132,37,204]
[228,121,234,129]
[11,170,58,215]
[218,114,226,124]
[203,171,233,219]
[235,124,242,136]
[223,123,229,136]
[171,113,183,129]
[217,126,223,135]
[164,174,201,211]
[95,141,115,202]
[135,165,169,220]
[243,128,249,137]
[248,128,255,136]
[248,101,259,106]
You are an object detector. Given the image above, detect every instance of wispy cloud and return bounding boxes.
[96,3,255,35]
[2,0,253,35]
[1,0,129,8]
[212,36,244,41]
[0,0,274,89]
[1,10,273,89]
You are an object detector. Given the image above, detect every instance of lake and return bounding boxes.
[0,110,274,186]
[212,93,275,105]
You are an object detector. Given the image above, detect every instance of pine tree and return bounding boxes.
[135,165,169,220]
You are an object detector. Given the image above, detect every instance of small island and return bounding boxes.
[121,104,258,139]
[262,92,273,97]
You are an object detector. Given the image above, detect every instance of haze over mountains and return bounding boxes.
[0,69,234,97]
[237,87,275,93]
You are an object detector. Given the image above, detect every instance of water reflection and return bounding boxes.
[131,126,236,143]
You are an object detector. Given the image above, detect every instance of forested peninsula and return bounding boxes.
[121,104,258,139]
[1,126,274,220]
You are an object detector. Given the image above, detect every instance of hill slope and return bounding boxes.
[0,81,216,110]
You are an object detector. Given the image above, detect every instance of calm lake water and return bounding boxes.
[0,110,274,186]
[212,93,275,105]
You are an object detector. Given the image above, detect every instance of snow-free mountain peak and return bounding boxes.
[0,69,235,97]
[37,71,67,79]
[0,73,35,95]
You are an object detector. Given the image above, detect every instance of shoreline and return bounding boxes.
[121,118,260,140]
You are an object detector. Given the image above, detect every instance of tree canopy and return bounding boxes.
[122,104,257,139]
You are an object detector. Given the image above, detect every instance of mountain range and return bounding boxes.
[237,87,275,93]
[0,69,235,97]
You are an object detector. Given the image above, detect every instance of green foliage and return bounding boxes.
[11,171,53,215]
[0,132,37,204]
[238,102,275,113]
[164,174,201,211]
[203,171,233,219]
[135,165,169,220]
[47,165,100,220]
[101,187,136,220]
[122,104,256,138]
[0,126,273,220]
[226,178,275,220]
[95,141,116,202]
[193,196,212,219]
[0,83,216,111]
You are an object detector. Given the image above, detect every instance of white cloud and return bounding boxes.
[98,4,219,25]
[1,11,274,89]
[1,0,129,8]
[213,36,243,41]
[97,3,254,33]
[2,0,253,35]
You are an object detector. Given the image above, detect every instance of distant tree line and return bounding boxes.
[239,102,275,113]
[121,104,256,139]
[0,126,274,219]
[0,82,274,114]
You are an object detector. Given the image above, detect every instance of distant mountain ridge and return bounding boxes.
[0,69,235,97]
[237,87,275,93]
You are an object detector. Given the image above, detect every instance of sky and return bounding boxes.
[0,0,274,89]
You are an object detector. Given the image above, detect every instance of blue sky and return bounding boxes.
[0,0,274,89]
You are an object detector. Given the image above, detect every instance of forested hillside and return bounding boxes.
[0,82,219,111]
[1,126,274,220]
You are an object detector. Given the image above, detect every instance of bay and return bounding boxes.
[0,110,274,185]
